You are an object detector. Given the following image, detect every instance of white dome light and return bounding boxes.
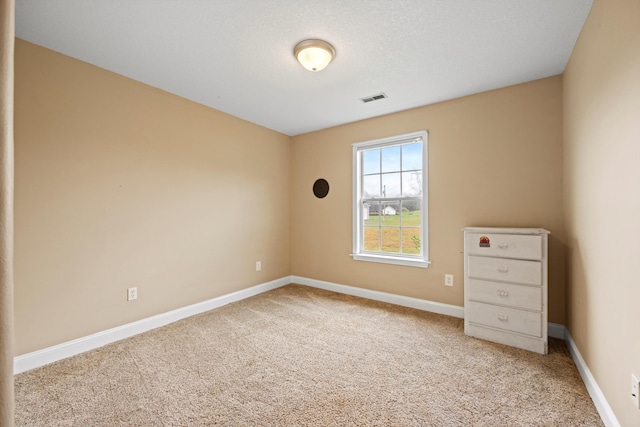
[294,39,336,72]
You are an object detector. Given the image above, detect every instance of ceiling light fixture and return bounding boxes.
[294,39,336,72]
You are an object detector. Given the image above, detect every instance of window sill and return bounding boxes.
[350,253,431,269]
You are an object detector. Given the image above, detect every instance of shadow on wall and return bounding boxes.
[548,234,567,326]
[564,238,592,355]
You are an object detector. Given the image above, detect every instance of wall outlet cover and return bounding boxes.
[444,274,454,287]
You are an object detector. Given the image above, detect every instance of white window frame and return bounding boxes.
[351,130,430,268]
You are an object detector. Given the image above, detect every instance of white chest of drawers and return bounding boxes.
[463,227,550,354]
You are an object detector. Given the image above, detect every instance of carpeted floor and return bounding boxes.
[15,284,603,426]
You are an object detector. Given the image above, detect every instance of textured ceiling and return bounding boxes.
[15,0,593,136]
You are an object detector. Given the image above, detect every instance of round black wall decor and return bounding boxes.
[313,179,330,199]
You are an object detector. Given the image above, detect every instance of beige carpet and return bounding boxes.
[15,284,603,426]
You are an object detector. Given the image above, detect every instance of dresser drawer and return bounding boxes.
[466,232,542,260]
[468,256,542,286]
[466,278,542,311]
[467,301,542,337]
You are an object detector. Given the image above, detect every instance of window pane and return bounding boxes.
[381,146,401,173]
[362,149,380,175]
[402,142,422,171]
[402,228,421,255]
[381,227,401,253]
[402,199,421,214]
[362,175,380,198]
[381,173,401,198]
[364,227,380,251]
[402,171,422,196]
[379,201,400,226]
[363,202,380,226]
[400,201,421,226]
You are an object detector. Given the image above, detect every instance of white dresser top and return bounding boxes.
[463,227,550,235]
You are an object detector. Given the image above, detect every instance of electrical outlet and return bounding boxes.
[444,274,454,287]
[256,261,262,271]
[127,287,138,301]
[632,374,639,408]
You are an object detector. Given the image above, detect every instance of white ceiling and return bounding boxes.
[15,0,593,136]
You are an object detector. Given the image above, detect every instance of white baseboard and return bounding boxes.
[562,329,620,427]
[293,276,568,340]
[291,275,465,318]
[14,276,291,375]
[548,322,565,339]
[13,273,619,427]
[537,324,620,427]
[293,276,617,426]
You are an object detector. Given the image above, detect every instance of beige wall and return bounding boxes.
[563,0,640,425]
[13,3,640,423]
[14,40,291,355]
[15,7,638,423]
[14,37,567,368]
[16,39,565,354]
[291,76,566,323]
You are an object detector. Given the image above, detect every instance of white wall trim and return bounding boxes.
[293,276,615,426]
[293,276,570,339]
[291,275,465,318]
[565,329,621,427]
[351,131,431,269]
[547,322,566,339]
[13,273,619,427]
[14,276,291,374]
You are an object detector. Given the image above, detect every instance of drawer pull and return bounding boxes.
[498,242,509,249]
[497,289,509,297]
[497,314,509,322]
[498,266,508,273]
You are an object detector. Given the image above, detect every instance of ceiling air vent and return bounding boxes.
[360,93,388,103]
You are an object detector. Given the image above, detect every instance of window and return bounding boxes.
[351,131,429,268]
